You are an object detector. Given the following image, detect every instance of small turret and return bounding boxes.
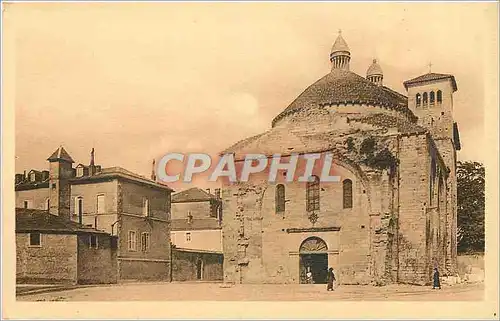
[366,59,383,86]
[330,30,351,71]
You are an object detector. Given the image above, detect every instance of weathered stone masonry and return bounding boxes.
[221,32,460,286]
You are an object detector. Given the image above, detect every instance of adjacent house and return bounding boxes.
[15,146,174,282]
[170,187,223,281]
[16,208,117,285]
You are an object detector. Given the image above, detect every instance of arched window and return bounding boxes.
[430,91,435,105]
[437,90,443,104]
[275,184,285,213]
[416,93,421,107]
[306,175,320,212]
[423,92,428,105]
[343,179,353,209]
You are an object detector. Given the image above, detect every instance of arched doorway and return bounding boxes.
[299,237,328,284]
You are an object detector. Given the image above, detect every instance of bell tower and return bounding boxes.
[404,71,459,143]
[404,70,461,275]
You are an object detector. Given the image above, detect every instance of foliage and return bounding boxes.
[364,148,399,170]
[360,137,376,155]
[457,161,485,253]
[345,137,356,152]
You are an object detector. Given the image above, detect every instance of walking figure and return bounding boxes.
[327,267,336,291]
[433,267,441,289]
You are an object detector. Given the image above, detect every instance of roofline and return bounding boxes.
[403,75,458,92]
[171,198,213,204]
[16,229,111,235]
[69,173,174,191]
[272,100,416,128]
[15,182,49,191]
[171,227,222,231]
[172,247,223,255]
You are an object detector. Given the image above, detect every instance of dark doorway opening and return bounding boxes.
[300,253,328,284]
[196,259,203,280]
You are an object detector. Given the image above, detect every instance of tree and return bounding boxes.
[457,161,485,253]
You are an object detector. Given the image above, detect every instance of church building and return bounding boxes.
[220,32,460,285]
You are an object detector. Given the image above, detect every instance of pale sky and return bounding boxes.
[7,2,497,190]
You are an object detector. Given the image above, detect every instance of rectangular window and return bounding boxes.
[97,195,105,214]
[23,200,29,209]
[30,173,36,182]
[75,197,83,216]
[186,232,191,242]
[141,232,150,252]
[76,167,84,177]
[128,231,137,251]
[89,235,98,249]
[142,198,150,216]
[29,233,41,247]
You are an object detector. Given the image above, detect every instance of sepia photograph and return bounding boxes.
[1,1,499,319]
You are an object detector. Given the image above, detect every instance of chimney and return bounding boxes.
[15,174,24,184]
[89,148,96,176]
[151,159,157,181]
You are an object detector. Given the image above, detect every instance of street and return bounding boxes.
[17,281,484,301]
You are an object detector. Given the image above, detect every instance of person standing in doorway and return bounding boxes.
[306,267,313,284]
[433,267,441,289]
[327,267,336,291]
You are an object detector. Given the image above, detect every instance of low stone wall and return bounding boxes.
[457,252,484,283]
[172,248,223,282]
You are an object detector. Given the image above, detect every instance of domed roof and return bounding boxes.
[272,69,412,126]
[367,59,383,76]
[331,32,350,54]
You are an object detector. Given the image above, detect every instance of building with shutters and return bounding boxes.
[15,146,174,282]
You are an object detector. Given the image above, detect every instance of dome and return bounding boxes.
[272,69,411,126]
[367,59,383,76]
[331,33,350,54]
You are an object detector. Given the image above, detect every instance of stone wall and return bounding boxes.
[16,233,78,284]
[172,248,223,281]
[396,134,431,284]
[77,234,118,284]
[172,201,212,220]
[222,161,375,285]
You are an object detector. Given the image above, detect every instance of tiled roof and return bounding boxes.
[15,181,49,191]
[331,33,350,53]
[348,113,427,135]
[70,166,173,191]
[172,187,216,203]
[171,218,221,231]
[15,208,109,234]
[403,73,457,92]
[47,146,74,163]
[272,69,414,126]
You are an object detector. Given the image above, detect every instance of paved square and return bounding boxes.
[17,281,484,301]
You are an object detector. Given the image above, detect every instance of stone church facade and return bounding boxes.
[221,32,461,286]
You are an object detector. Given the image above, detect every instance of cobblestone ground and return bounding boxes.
[17,281,484,301]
